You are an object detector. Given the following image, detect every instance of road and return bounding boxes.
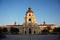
[1,35,60,40]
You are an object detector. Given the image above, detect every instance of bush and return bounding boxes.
[2,28,8,34]
[10,27,19,34]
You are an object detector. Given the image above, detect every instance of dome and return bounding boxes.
[26,7,33,13]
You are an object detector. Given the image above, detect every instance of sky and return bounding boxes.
[0,0,60,26]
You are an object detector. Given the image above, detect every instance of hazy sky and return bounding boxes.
[0,0,60,26]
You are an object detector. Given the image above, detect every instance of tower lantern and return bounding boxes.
[26,7,33,13]
[14,21,16,26]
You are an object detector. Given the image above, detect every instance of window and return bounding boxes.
[29,19,31,21]
[29,14,31,16]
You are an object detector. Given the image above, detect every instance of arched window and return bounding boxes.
[29,18,31,21]
[29,14,31,16]
[29,18,31,23]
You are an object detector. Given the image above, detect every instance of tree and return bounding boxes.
[2,28,8,33]
[0,28,2,33]
[0,28,6,39]
[41,29,49,34]
[53,27,60,34]
[13,28,19,34]
[10,27,19,34]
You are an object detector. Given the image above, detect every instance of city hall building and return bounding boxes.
[0,8,57,34]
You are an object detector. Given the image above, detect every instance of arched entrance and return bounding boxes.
[25,31,26,34]
[34,31,36,34]
[29,28,31,34]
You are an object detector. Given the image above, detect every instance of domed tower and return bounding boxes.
[23,7,37,26]
[14,21,16,26]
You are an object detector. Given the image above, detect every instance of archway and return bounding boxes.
[25,31,26,34]
[34,31,36,34]
[29,28,31,34]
